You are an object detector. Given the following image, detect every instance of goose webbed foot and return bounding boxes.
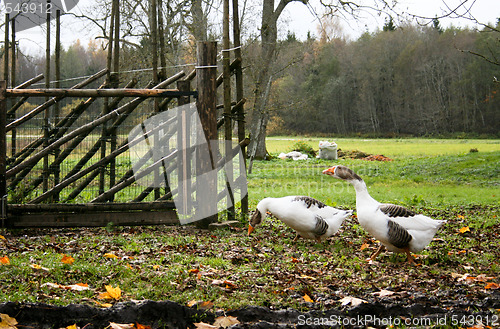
[366,244,385,263]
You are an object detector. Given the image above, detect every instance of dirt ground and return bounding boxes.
[1,290,499,328]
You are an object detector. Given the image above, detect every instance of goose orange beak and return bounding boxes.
[322,166,336,175]
[248,224,255,236]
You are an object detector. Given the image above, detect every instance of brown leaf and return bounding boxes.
[339,296,367,306]
[371,289,395,297]
[194,322,218,329]
[197,301,214,310]
[213,316,240,328]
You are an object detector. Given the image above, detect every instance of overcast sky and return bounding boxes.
[5,0,500,56]
[282,0,499,40]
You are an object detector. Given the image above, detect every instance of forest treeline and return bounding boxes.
[267,23,500,137]
[2,19,499,137]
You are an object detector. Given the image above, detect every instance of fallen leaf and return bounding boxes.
[187,300,199,307]
[98,285,121,300]
[485,282,500,290]
[213,316,240,328]
[0,235,5,240]
[303,294,314,303]
[106,285,121,299]
[68,283,90,291]
[360,243,369,251]
[0,313,18,328]
[93,301,113,308]
[371,289,395,297]
[458,226,470,234]
[189,268,200,274]
[197,301,214,310]
[30,264,50,271]
[0,257,10,265]
[457,214,465,219]
[104,253,119,259]
[109,323,134,329]
[61,255,75,265]
[64,325,79,329]
[194,323,218,329]
[299,275,316,280]
[339,296,367,307]
[291,257,300,263]
[135,324,152,329]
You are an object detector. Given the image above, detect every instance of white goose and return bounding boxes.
[322,165,446,263]
[248,196,352,242]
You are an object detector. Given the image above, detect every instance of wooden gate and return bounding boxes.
[0,42,247,228]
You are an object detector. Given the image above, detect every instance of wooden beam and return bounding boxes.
[6,210,179,228]
[6,88,197,98]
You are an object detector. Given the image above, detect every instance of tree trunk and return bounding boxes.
[248,0,307,159]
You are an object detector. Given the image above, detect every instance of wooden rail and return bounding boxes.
[6,88,197,98]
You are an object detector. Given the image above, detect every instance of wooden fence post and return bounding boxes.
[176,80,191,215]
[232,0,248,221]
[0,81,7,227]
[196,41,218,228]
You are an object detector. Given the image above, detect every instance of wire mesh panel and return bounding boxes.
[5,72,191,206]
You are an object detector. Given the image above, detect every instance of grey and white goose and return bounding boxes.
[322,165,446,263]
[248,196,352,242]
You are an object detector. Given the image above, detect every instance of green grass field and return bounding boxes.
[1,138,499,327]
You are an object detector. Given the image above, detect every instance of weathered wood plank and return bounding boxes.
[6,88,197,98]
[7,210,179,228]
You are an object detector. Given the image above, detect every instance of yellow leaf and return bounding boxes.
[105,285,121,300]
[458,226,470,234]
[303,294,314,303]
[61,255,75,265]
[0,235,5,240]
[30,264,49,271]
[457,214,465,219]
[360,243,369,251]
[65,325,78,329]
[93,300,113,308]
[0,313,18,328]
[109,322,134,329]
[152,265,160,270]
[0,256,10,265]
[104,253,119,259]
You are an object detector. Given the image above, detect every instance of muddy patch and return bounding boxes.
[2,293,499,328]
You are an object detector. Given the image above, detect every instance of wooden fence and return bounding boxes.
[0,42,248,228]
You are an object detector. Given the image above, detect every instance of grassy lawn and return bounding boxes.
[0,138,499,326]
